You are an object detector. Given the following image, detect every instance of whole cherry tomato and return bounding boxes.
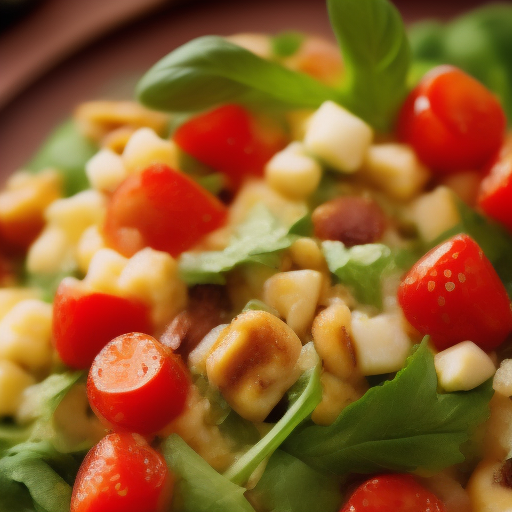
[71,432,172,512]
[397,66,505,174]
[87,332,190,435]
[340,474,446,512]
[53,278,152,369]
[104,163,227,258]
[173,104,286,189]
[398,233,512,351]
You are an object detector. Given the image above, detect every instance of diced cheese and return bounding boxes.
[86,148,128,192]
[304,101,373,173]
[350,311,412,375]
[265,142,322,199]
[434,341,496,392]
[363,143,430,200]
[0,360,35,417]
[122,127,179,173]
[493,359,512,397]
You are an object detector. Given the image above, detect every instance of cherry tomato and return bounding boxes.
[71,432,172,512]
[173,104,286,189]
[340,474,446,512]
[478,135,512,232]
[397,66,505,174]
[104,163,227,258]
[398,234,512,351]
[87,332,190,435]
[53,278,152,369]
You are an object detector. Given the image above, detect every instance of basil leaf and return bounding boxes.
[271,31,305,58]
[27,120,97,197]
[161,434,255,512]
[248,449,342,512]
[178,204,296,285]
[322,241,396,308]
[329,0,410,130]
[137,36,337,113]
[224,365,322,485]
[284,340,493,475]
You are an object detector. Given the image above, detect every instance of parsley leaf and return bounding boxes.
[179,204,296,285]
[161,434,255,512]
[284,340,493,475]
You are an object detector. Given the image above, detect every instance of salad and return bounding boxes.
[1,0,512,510]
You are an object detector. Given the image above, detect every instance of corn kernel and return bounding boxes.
[289,237,325,271]
[84,248,128,295]
[26,226,73,275]
[0,288,41,321]
[0,360,35,417]
[86,148,127,192]
[76,225,106,274]
[467,459,512,511]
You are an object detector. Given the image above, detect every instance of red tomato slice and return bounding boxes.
[71,432,172,512]
[478,135,512,232]
[397,66,505,174]
[340,474,446,512]
[53,278,152,369]
[87,332,190,435]
[173,104,286,189]
[104,163,227,258]
[398,234,512,351]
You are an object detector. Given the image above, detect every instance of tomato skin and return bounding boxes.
[398,234,512,351]
[71,432,172,512]
[340,474,446,512]
[53,279,152,369]
[478,135,512,232]
[104,163,227,258]
[397,66,505,174]
[87,332,190,435]
[173,104,286,189]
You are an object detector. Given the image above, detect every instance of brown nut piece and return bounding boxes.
[206,310,302,422]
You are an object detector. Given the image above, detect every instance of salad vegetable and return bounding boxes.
[2,0,512,510]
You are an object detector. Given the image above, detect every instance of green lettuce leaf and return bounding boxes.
[178,204,296,285]
[271,32,306,58]
[284,340,493,475]
[224,364,322,485]
[329,0,410,130]
[248,450,342,512]
[27,120,97,197]
[137,36,337,112]
[161,434,255,512]
[322,241,396,308]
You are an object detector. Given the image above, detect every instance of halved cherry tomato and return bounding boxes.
[397,66,505,174]
[87,332,190,435]
[53,278,152,369]
[478,135,512,232]
[173,104,286,189]
[398,234,512,351]
[340,474,446,512]
[71,432,172,512]
[104,163,227,258]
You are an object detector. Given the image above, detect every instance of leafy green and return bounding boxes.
[27,120,97,197]
[288,213,314,237]
[322,241,396,308]
[329,0,410,130]
[178,204,296,285]
[162,434,255,512]
[409,4,512,122]
[271,31,305,58]
[224,365,322,485]
[284,340,493,476]
[241,299,280,316]
[0,441,81,512]
[248,450,342,512]
[24,268,79,303]
[137,36,337,112]
[430,198,512,297]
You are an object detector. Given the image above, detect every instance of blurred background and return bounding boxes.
[0,0,507,176]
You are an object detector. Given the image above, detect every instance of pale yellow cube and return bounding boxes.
[84,248,128,295]
[0,360,35,417]
[86,148,127,192]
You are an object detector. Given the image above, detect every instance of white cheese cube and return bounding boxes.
[304,101,373,173]
[409,186,460,243]
[350,311,412,375]
[123,127,179,173]
[0,360,35,417]
[86,148,128,192]
[0,299,53,371]
[263,270,323,338]
[265,142,322,199]
[363,143,430,200]
[435,341,496,392]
